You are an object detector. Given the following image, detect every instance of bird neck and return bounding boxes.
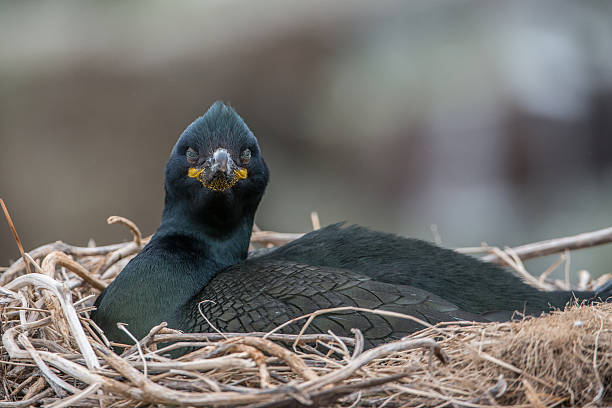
[156,200,255,278]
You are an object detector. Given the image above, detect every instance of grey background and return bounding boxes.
[1,1,611,281]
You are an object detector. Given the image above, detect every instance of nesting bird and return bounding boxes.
[92,102,610,351]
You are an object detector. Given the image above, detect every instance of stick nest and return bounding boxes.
[1,218,611,407]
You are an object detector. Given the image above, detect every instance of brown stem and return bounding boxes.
[481,226,612,265]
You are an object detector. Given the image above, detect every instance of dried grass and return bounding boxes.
[0,217,611,407]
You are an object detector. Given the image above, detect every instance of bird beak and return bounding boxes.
[188,148,248,191]
[211,148,230,175]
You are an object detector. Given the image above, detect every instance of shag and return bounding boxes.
[92,102,610,349]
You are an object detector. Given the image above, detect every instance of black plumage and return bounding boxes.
[183,257,485,342]
[92,101,610,351]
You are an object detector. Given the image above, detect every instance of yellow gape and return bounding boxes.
[234,168,248,180]
[187,168,203,178]
[187,167,248,192]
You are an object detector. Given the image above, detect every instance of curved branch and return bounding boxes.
[107,216,142,247]
[42,251,107,291]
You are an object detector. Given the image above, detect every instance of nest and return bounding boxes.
[1,215,611,407]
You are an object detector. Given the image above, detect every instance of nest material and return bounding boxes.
[0,217,611,407]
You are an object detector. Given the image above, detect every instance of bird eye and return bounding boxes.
[186,147,198,162]
[240,149,251,164]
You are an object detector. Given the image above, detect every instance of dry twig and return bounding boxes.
[481,226,612,265]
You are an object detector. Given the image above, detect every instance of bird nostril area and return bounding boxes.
[212,148,230,174]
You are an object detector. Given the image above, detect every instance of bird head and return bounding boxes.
[163,101,269,234]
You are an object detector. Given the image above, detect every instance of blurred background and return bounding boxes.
[1,0,611,281]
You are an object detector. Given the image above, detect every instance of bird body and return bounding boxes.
[185,255,488,345]
[92,102,609,351]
